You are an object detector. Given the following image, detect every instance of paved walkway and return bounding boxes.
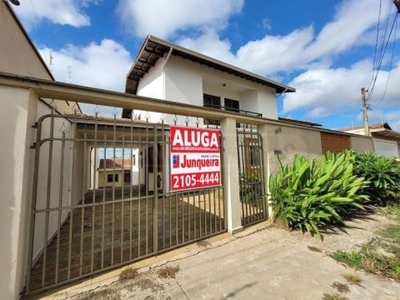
[36,222,400,300]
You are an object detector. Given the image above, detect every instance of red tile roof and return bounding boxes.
[99,158,131,169]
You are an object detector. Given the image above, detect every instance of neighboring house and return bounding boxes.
[98,158,132,188]
[341,122,400,158]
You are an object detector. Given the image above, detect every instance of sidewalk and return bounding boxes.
[36,221,400,300]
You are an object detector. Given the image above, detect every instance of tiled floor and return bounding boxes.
[29,187,225,292]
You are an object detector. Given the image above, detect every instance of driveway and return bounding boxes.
[37,215,400,300]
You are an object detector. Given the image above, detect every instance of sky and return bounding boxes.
[10,0,400,130]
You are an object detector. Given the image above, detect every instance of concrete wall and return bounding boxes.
[260,124,323,175]
[0,2,50,80]
[0,85,76,299]
[0,87,37,300]
[350,135,374,153]
[0,2,73,116]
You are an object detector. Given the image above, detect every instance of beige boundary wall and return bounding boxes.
[0,73,375,299]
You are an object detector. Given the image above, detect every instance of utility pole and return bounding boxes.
[361,87,370,136]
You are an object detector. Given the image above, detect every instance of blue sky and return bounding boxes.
[11,0,400,130]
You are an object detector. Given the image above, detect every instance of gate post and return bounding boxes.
[220,117,243,233]
[258,124,272,218]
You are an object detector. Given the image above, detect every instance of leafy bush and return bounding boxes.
[269,151,369,237]
[354,152,400,205]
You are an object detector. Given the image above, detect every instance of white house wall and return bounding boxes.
[164,56,203,106]
[0,87,37,300]
[135,57,165,123]
[164,55,278,120]
[257,90,278,119]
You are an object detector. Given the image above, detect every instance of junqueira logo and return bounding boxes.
[172,154,180,168]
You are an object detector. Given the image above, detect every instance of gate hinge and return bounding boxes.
[32,122,38,129]
[30,142,36,149]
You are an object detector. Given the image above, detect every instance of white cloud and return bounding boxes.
[174,0,387,77]
[40,39,132,92]
[282,61,371,117]
[39,39,133,116]
[116,0,244,39]
[282,60,400,118]
[13,0,101,29]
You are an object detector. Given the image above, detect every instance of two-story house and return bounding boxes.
[121,35,296,192]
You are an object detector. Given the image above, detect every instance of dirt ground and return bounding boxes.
[38,208,400,300]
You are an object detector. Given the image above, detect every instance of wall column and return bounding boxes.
[220,117,243,233]
[0,86,37,300]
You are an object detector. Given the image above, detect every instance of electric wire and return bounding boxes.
[376,15,398,108]
[371,0,382,86]
[369,3,398,101]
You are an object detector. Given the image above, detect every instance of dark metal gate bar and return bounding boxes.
[26,112,225,295]
[237,126,268,226]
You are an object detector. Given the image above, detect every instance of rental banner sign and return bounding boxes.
[170,126,221,192]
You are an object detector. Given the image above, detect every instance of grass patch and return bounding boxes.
[331,207,400,280]
[157,265,180,279]
[384,204,400,219]
[341,273,362,286]
[321,293,349,300]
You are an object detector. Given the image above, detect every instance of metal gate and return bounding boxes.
[26,112,225,295]
[237,127,268,226]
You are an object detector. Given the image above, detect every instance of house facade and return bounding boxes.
[123,35,295,122]
[0,12,376,299]
[342,122,400,158]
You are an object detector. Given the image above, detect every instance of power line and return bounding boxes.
[375,15,398,108]
[368,7,398,100]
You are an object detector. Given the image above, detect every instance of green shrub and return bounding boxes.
[354,152,400,205]
[269,151,368,237]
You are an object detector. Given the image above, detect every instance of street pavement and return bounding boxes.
[37,222,400,300]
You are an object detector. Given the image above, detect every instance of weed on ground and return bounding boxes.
[331,206,400,280]
[341,273,363,286]
[331,281,350,294]
[321,292,349,300]
[157,265,180,279]
[119,267,138,281]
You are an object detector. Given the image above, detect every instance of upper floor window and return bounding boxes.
[224,98,240,112]
[203,94,221,125]
[225,98,240,127]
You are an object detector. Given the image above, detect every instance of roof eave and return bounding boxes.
[125,35,295,95]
